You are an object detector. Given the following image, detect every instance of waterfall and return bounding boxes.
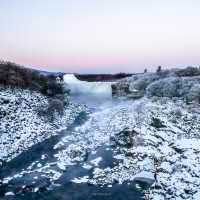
[63,74,112,98]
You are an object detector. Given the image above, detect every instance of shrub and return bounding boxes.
[37,98,64,121]
[0,61,65,97]
[175,67,200,77]
[170,108,182,118]
[110,128,139,148]
[146,77,182,97]
[0,61,47,90]
[45,80,64,97]
[129,73,160,92]
[48,99,64,114]
[156,66,162,73]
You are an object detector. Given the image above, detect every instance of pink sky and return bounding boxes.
[1,0,200,73]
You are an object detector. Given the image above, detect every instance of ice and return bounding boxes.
[133,171,155,184]
[57,162,66,170]
[90,157,102,166]
[82,163,93,170]
[71,176,89,183]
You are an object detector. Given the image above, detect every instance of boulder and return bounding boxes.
[111,83,130,97]
[110,128,139,148]
[133,171,155,185]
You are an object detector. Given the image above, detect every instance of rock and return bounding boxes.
[133,171,155,185]
[5,191,15,196]
[127,91,144,99]
[110,128,139,148]
[111,82,130,97]
[55,144,88,167]
[111,82,144,99]
[150,117,166,128]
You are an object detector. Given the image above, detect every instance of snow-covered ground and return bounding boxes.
[0,74,200,200]
[54,97,200,200]
[1,92,200,199]
[0,87,87,162]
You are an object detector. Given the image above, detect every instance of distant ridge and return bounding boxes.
[36,69,65,77]
[75,73,134,82]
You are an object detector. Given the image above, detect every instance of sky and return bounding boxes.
[0,0,200,73]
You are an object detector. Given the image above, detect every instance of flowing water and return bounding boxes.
[0,75,146,200]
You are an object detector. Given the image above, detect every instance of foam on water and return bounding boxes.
[64,74,112,97]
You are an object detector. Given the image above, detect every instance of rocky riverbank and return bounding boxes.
[56,97,200,200]
[0,87,87,163]
[111,69,200,104]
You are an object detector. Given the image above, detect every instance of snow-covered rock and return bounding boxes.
[5,191,15,196]
[133,171,155,185]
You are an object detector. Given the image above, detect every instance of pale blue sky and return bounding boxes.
[0,0,200,73]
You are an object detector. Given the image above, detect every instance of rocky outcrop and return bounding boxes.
[133,171,155,185]
[111,82,130,97]
[111,72,158,98]
[111,82,144,99]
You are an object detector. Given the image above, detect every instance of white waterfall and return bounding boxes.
[63,74,112,98]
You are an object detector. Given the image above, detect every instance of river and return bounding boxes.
[0,75,148,200]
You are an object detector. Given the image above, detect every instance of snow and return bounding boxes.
[90,157,102,166]
[175,138,200,150]
[57,162,66,170]
[34,188,39,192]
[0,87,86,162]
[5,192,15,196]
[82,163,93,170]
[193,191,200,200]
[159,162,172,173]
[133,171,155,184]
[1,82,200,199]
[71,176,89,183]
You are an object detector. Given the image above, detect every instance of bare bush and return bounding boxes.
[146,77,182,98]
[0,61,65,97]
[175,66,200,77]
[37,98,64,122]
